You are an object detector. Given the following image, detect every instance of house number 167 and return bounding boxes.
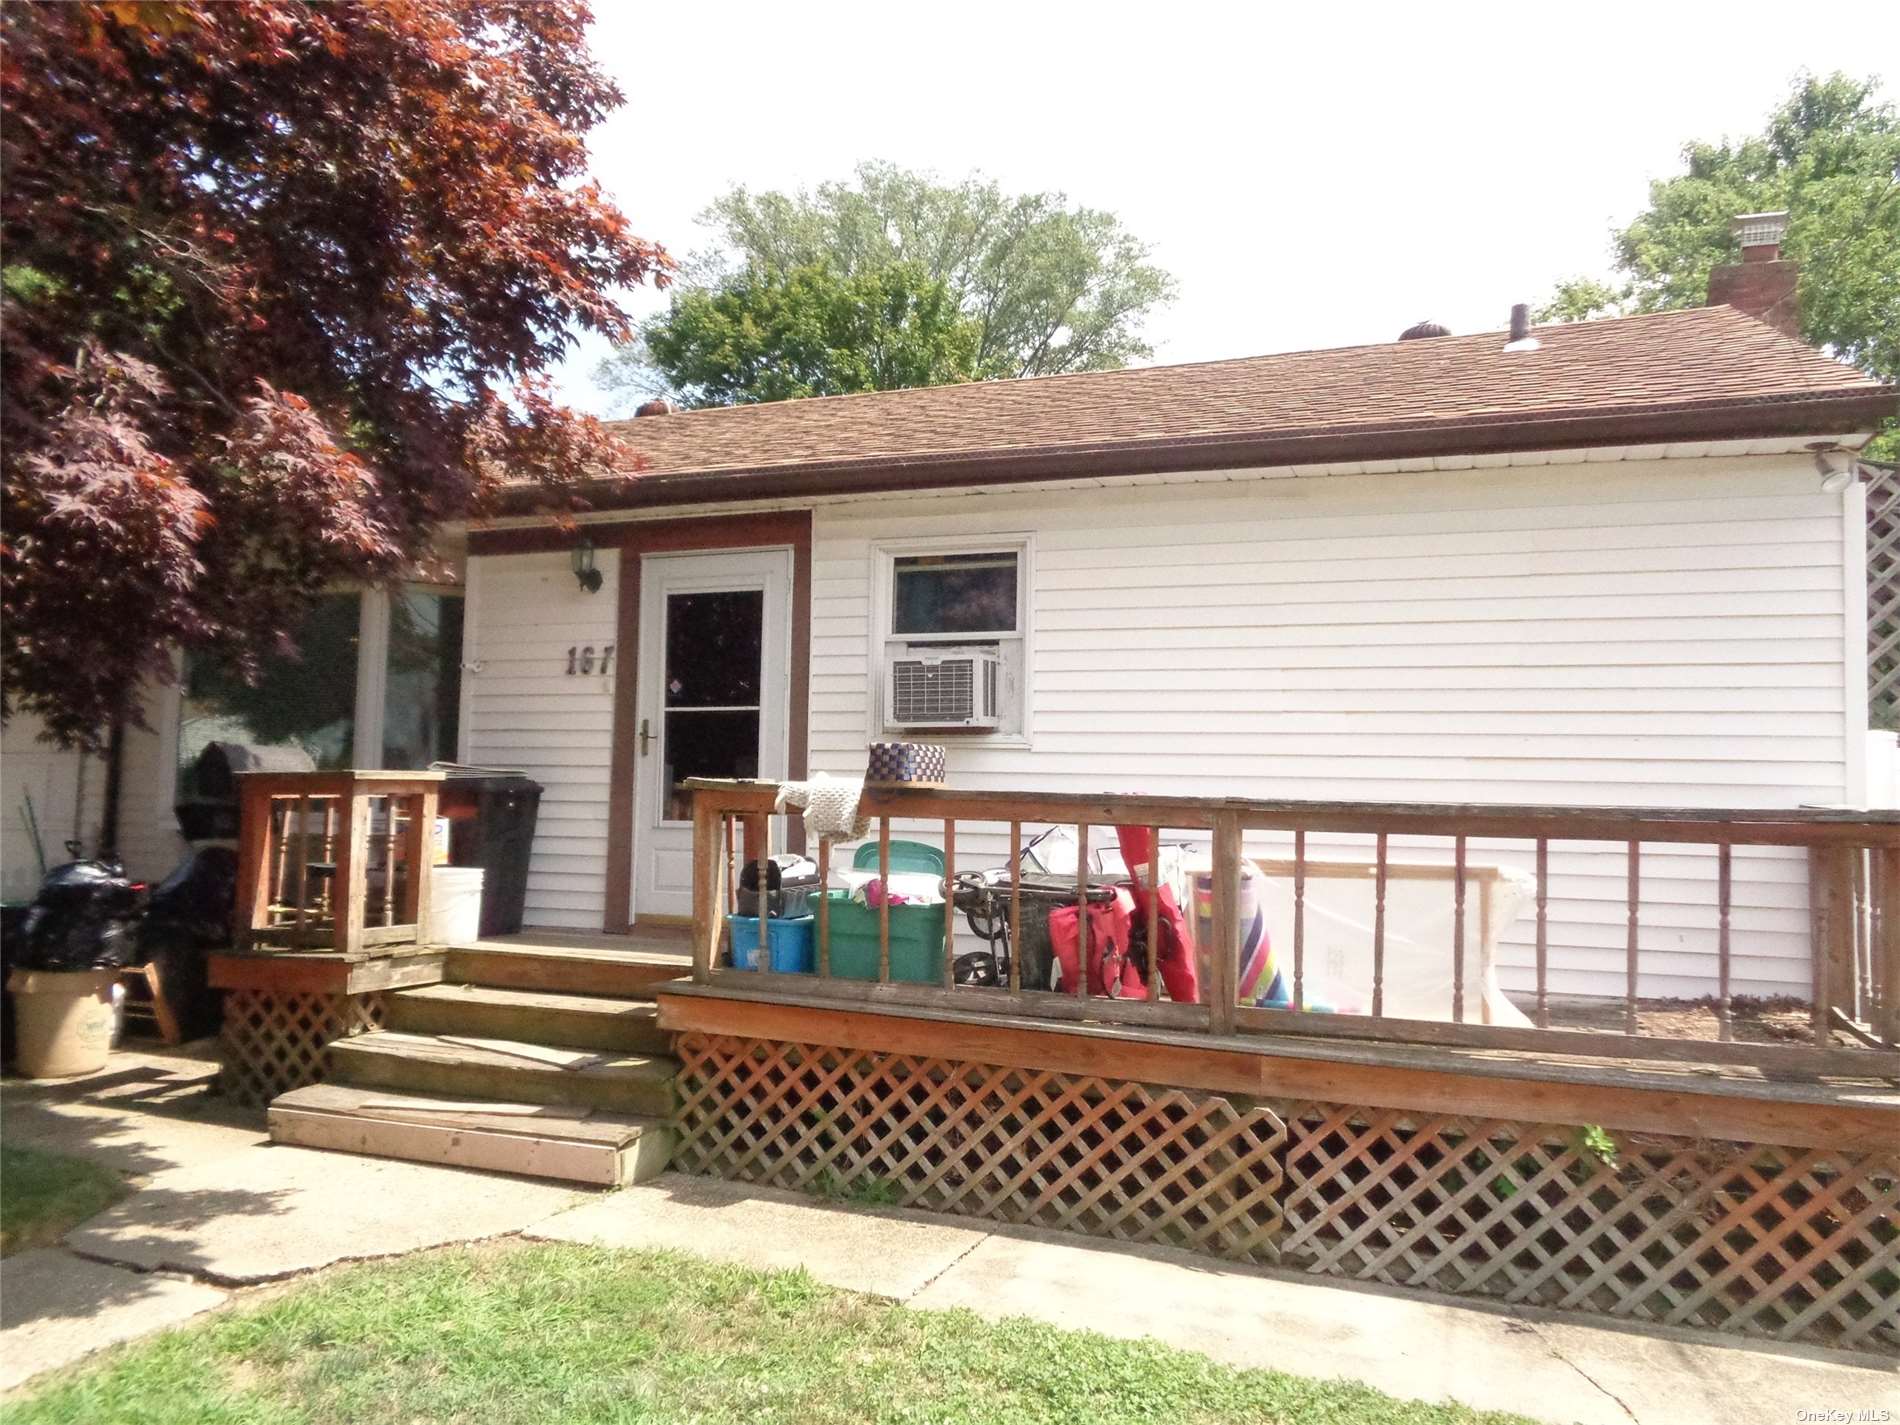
[565,644,614,676]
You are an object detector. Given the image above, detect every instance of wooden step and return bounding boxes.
[446,944,689,999]
[386,983,671,1054]
[268,1083,673,1186]
[327,1031,678,1117]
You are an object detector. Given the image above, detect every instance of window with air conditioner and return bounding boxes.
[874,539,1029,739]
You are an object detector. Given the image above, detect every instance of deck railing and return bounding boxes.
[685,779,1900,1076]
[233,770,442,955]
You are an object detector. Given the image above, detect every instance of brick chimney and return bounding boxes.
[1707,211,1800,338]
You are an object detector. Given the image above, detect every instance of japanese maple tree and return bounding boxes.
[2,1,668,747]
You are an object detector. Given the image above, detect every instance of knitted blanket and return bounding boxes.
[774,774,871,843]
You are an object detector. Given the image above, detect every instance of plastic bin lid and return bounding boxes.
[429,762,543,790]
[851,839,945,876]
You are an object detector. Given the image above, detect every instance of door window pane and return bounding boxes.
[661,587,764,820]
[664,591,764,706]
[177,594,360,797]
[382,588,464,769]
[664,710,761,820]
[892,552,1018,635]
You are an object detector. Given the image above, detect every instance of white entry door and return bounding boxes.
[632,548,792,920]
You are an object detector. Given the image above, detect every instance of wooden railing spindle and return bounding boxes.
[321,799,339,922]
[1451,835,1467,1024]
[1074,823,1090,999]
[292,794,313,940]
[1008,821,1023,994]
[1371,831,1387,1019]
[381,796,400,928]
[1146,827,1162,1001]
[817,837,831,979]
[1717,843,1733,1043]
[1534,838,1550,1029]
[756,816,771,972]
[878,816,891,984]
[1852,851,1871,1024]
[942,819,956,990]
[1292,829,1306,1013]
[270,798,292,923]
[1625,840,1641,1036]
[725,815,737,915]
[1879,846,1899,1049]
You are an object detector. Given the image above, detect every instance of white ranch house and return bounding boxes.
[8,230,1896,1016]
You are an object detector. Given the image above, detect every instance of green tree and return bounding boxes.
[642,262,981,408]
[1539,73,1899,456]
[605,162,1175,405]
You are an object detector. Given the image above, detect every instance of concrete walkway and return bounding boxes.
[4,1047,1895,1423]
[528,1174,1898,1425]
[1,1046,590,1389]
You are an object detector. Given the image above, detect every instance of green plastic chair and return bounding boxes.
[852,839,945,877]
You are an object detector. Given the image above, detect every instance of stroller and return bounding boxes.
[951,826,1198,999]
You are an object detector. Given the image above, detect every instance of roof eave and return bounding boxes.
[497,387,1898,516]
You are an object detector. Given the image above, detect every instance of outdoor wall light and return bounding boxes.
[572,535,602,593]
[1812,444,1856,495]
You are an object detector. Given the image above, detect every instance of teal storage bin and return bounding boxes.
[728,915,815,973]
[851,839,946,878]
[815,891,945,983]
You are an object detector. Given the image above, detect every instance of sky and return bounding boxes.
[551,0,1900,415]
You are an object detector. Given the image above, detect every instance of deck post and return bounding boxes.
[690,795,722,983]
[1809,845,1855,1040]
[399,785,436,933]
[335,790,371,957]
[234,780,274,947]
[1209,811,1242,1034]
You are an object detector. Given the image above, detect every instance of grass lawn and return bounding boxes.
[1,1242,1534,1425]
[0,1144,128,1257]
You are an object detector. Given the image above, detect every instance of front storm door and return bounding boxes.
[632,548,791,920]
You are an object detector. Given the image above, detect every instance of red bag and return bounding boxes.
[1146,885,1202,1005]
[1115,826,1201,1005]
[1049,888,1149,999]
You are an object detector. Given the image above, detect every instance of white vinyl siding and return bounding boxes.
[809,454,1854,1001]
[461,550,620,930]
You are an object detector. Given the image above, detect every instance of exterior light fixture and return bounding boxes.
[572,535,602,593]
[1812,445,1856,495]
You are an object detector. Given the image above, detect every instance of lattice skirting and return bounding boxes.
[673,1034,1900,1351]
[673,1032,1286,1261]
[220,989,385,1108]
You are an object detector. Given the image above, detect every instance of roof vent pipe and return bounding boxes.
[1503,303,1540,353]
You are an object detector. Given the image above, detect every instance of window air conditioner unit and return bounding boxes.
[885,649,1002,729]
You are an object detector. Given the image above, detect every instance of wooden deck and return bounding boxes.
[656,979,1900,1151]
[656,981,1900,1350]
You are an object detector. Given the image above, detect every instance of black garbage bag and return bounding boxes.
[15,859,143,972]
[137,846,238,1038]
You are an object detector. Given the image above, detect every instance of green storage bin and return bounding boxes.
[816,891,945,983]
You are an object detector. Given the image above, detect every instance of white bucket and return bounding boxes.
[429,866,485,945]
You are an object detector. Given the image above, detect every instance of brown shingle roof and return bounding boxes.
[573,307,1893,506]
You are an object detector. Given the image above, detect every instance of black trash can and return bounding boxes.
[432,764,544,938]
